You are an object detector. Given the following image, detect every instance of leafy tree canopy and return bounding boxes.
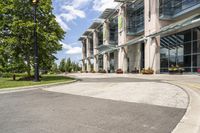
[0,0,65,76]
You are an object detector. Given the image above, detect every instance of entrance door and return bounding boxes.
[110,52,115,73]
[140,42,145,70]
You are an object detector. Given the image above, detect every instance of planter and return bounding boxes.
[168,67,184,74]
[141,68,154,75]
[98,69,106,73]
[169,70,183,75]
[116,69,123,74]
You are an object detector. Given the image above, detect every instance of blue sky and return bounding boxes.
[52,0,117,64]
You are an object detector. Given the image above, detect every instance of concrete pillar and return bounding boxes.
[144,0,161,73]
[93,31,99,72]
[86,37,92,72]
[118,5,128,73]
[81,60,86,72]
[114,50,118,71]
[145,37,160,73]
[103,20,110,72]
[81,40,86,72]
[103,53,110,72]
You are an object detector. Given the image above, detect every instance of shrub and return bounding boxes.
[168,65,184,74]
[98,69,106,73]
[141,68,154,74]
[0,73,28,78]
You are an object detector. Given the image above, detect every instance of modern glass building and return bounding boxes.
[79,0,200,74]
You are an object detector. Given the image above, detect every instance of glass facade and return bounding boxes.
[160,0,200,18]
[109,17,118,44]
[109,52,115,73]
[90,38,93,55]
[98,55,103,70]
[83,43,87,57]
[160,26,200,73]
[98,26,103,46]
[127,0,144,34]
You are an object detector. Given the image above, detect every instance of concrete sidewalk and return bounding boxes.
[44,79,188,109]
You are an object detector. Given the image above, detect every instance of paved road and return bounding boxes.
[0,77,187,133]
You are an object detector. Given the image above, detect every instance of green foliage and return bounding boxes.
[0,73,27,78]
[51,62,59,73]
[59,58,81,73]
[59,59,66,72]
[0,75,74,89]
[65,58,72,72]
[0,0,65,75]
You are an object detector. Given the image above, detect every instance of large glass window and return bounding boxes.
[127,0,144,34]
[109,17,118,44]
[98,26,103,46]
[98,55,103,70]
[83,42,87,57]
[90,38,93,55]
[160,26,200,73]
[159,0,200,18]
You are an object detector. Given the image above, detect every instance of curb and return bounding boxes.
[169,82,200,133]
[0,80,78,94]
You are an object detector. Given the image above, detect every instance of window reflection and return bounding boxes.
[160,26,200,73]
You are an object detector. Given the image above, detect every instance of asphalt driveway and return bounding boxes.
[0,76,187,133]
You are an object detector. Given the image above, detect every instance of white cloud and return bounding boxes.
[93,0,118,12]
[61,5,86,21]
[71,0,92,8]
[55,1,88,31]
[55,16,70,31]
[66,47,82,55]
[61,42,82,55]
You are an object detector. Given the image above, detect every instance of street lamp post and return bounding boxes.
[33,0,39,81]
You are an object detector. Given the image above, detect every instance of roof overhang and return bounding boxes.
[148,14,200,38]
[118,36,146,48]
[78,36,87,41]
[97,47,118,56]
[99,8,116,19]
[83,29,93,36]
[86,55,94,59]
[95,44,118,55]
[114,0,137,3]
[89,21,103,30]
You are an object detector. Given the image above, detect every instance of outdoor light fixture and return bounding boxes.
[32,0,40,81]
[32,0,39,4]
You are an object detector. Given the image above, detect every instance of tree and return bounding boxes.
[65,58,72,72]
[51,62,58,73]
[58,58,80,73]
[59,59,65,72]
[0,0,65,76]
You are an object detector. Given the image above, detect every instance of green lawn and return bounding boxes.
[0,75,75,89]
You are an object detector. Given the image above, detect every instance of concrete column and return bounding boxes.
[81,60,86,72]
[103,53,110,72]
[114,50,118,71]
[145,37,160,73]
[93,31,99,72]
[86,37,92,72]
[103,21,110,72]
[118,5,128,73]
[81,40,86,72]
[144,0,161,73]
